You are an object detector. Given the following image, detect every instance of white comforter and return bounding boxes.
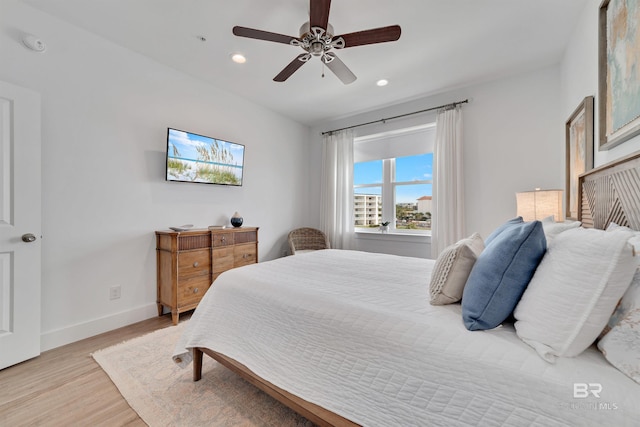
[173,249,640,426]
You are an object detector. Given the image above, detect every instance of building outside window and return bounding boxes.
[354,193,382,227]
[353,123,435,234]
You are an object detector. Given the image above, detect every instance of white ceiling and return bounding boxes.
[23,0,588,126]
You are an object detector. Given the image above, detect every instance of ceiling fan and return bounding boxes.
[232,0,401,84]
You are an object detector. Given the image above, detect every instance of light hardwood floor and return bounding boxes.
[0,314,182,426]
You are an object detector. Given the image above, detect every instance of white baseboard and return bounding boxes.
[40,303,159,352]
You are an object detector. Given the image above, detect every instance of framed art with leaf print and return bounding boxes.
[566,96,594,220]
[598,0,640,150]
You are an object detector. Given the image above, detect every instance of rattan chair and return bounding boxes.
[288,227,330,255]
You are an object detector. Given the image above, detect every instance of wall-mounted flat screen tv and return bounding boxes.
[166,128,245,186]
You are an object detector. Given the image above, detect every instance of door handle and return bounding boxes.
[22,233,37,243]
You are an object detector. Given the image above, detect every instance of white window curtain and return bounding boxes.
[320,129,355,249]
[431,106,465,258]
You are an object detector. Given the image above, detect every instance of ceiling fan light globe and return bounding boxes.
[310,42,324,56]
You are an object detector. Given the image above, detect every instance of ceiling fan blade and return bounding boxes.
[310,0,331,30]
[274,54,310,82]
[232,26,298,45]
[334,25,401,48]
[323,53,356,85]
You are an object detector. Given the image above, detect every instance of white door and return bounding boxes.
[0,81,41,370]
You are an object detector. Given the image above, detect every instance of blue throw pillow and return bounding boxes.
[484,216,523,246]
[462,219,546,331]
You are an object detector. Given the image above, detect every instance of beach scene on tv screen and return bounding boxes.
[167,129,244,185]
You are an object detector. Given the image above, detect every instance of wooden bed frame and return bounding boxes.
[192,347,357,426]
[578,150,640,230]
[190,150,640,427]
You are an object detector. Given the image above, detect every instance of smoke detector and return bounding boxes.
[22,34,46,52]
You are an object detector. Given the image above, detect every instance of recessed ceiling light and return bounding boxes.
[231,53,246,64]
[376,79,389,87]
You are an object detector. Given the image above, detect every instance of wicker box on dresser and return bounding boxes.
[156,227,259,324]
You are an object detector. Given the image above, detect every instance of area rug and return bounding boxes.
[92,322,314,427]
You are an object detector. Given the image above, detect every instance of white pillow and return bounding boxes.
[606,221,628,231]
[606,222,640,255]
[429,233,484,305]
[541,216,581,243]
[597,269,640,384]
[514,227,637,362]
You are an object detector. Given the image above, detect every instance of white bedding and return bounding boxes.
[173,249,640,426]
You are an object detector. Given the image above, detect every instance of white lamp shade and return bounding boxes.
[516,189,564,222]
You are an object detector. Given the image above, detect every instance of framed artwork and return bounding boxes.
[566,96,594,220]
[598,0,640,150]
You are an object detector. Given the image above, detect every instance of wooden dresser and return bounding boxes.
[156,227,259,324]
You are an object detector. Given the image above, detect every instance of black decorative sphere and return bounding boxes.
[230,212,243,228]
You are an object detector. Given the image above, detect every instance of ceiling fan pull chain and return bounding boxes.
[322,61,325,78]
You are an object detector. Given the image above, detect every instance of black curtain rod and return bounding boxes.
[321,99,469,136]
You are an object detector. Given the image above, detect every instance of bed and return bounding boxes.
[173,152,640,426]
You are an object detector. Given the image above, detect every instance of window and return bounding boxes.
[354,160,382,227]
[353,124,435,234]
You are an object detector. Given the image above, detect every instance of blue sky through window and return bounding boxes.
[396,184,432,203]
[354,160,382,185]
[354,154,432,203]
[396,153,433,182]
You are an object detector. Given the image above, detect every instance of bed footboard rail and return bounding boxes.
[192,346,359,427]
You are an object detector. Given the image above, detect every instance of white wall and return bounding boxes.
[1,0,615,350]
[0,1,312,350]
[561,0,640,165]
[310,65,564,258]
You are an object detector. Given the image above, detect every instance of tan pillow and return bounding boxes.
[430,233,484,305]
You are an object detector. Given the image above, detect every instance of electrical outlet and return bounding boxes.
[109,285,121,300]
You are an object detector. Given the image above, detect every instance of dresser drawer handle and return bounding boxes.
[193,288,199,294]
[243,254,249,259]
[193,261,199,267]
[221,237,226,242]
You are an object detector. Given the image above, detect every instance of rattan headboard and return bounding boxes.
[579,151,640,230]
